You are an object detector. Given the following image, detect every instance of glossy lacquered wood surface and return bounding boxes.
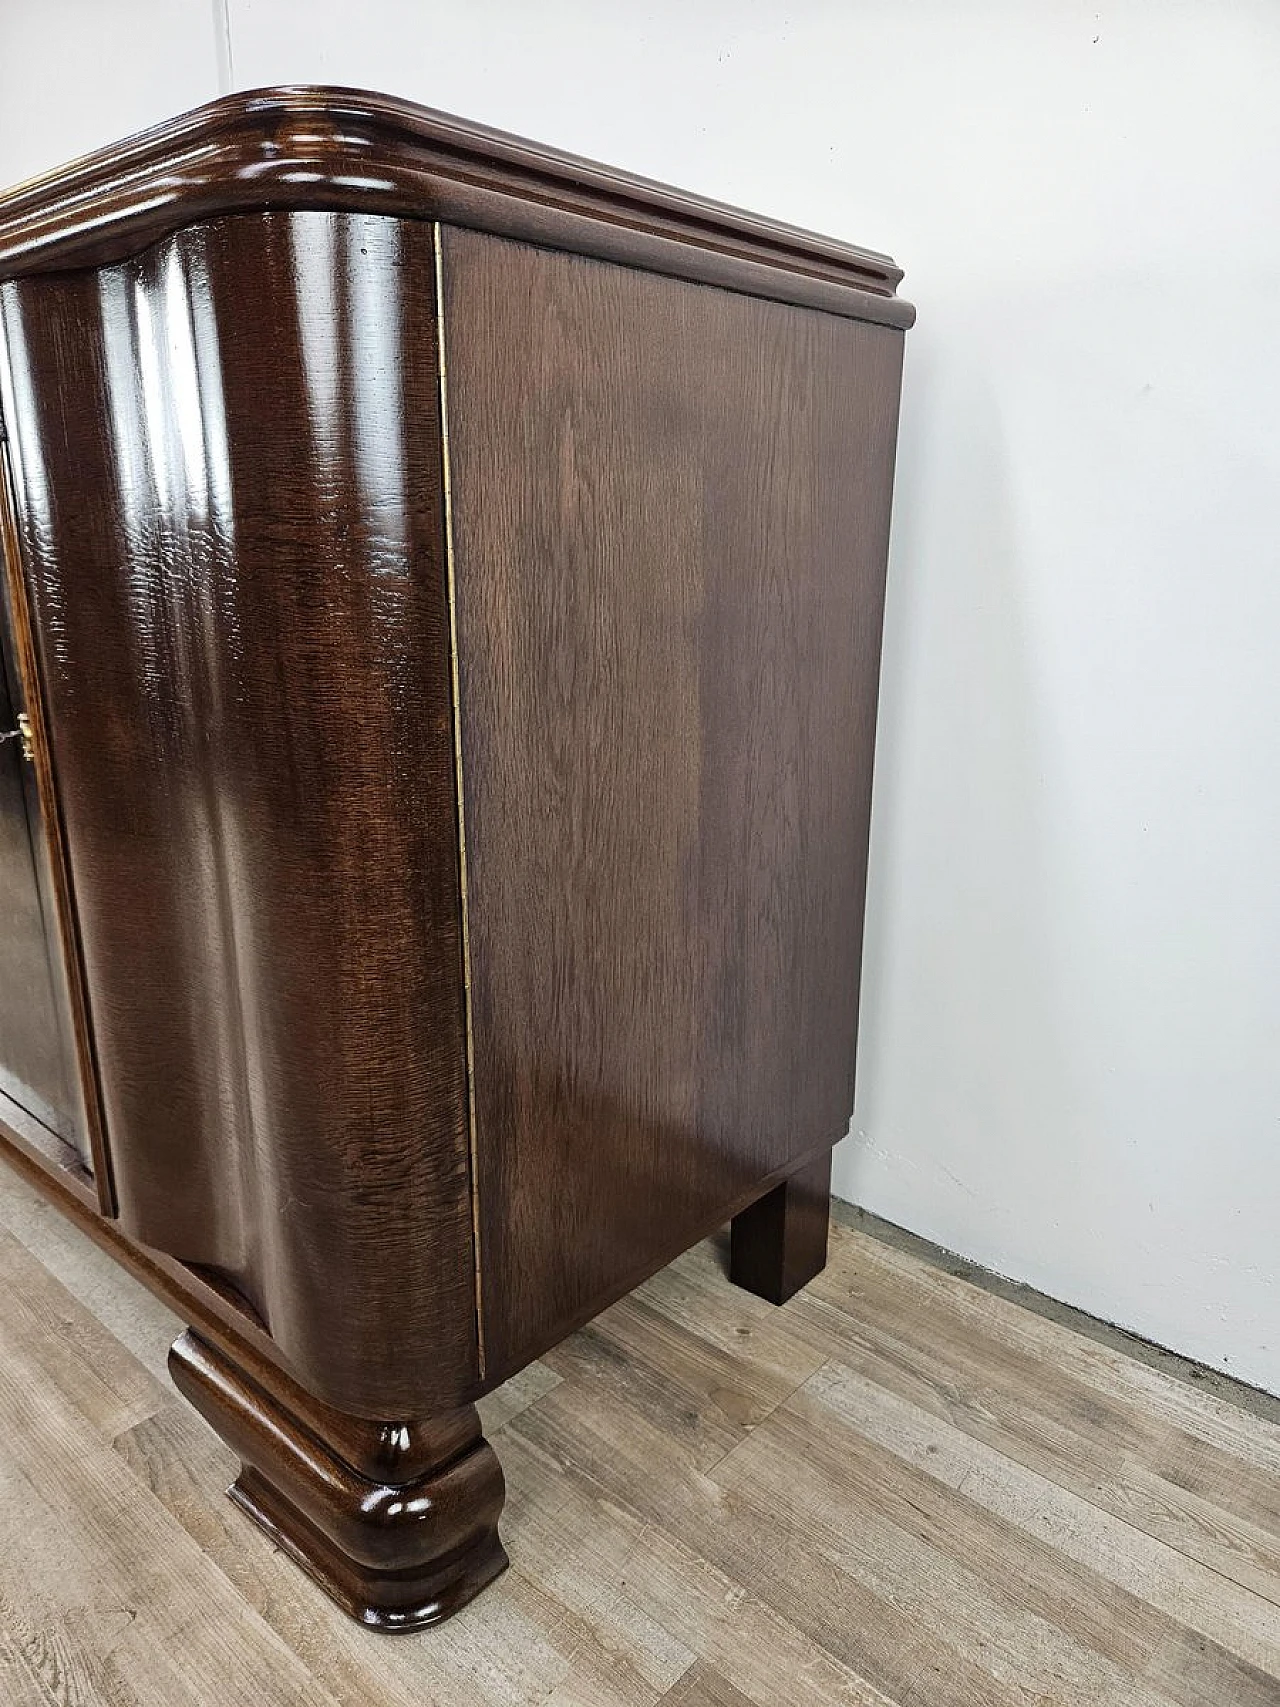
[0,442,115,1204]
[441,229,904,1380]
[0,88,913,332]
[170,1331,508,1631]
[0,81,914,1628]
[0,210,477,1419]
[0,593,81,1154]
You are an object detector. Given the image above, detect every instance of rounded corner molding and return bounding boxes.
[0,85,915,330]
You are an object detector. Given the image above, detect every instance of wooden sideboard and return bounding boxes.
[0,87,912,1631]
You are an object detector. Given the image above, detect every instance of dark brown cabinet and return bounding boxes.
[0,87,912,1630]
[0,578,86,1167]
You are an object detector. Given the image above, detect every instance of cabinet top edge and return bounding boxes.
[0,85,914,329]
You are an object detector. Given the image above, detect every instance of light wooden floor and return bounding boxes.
[0,1165,1276,1707]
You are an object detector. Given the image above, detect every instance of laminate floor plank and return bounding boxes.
[0,1222,163,1443]
[604,1238,832,1401]
[805,1359,1280,1663]
[0,1167,180,1389]
[114,1398,681,1707]
[792,1226,1280,1600]
[1,1159,1278,1707]
[477,1359,563,1435]
[660,1662,771,1706]
[0,1306,342,1707]
[494,1425,890,1707]
[711,1395,1276,1707]
[823,1225,1280,1477]
[509,1380,1046,1707]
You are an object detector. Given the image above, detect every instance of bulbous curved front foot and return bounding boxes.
[169,1330,507,1631]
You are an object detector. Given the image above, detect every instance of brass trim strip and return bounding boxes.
[433,221,485,1380]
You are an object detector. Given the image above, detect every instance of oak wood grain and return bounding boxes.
[0,88,918,1638]
[0,210,475,1418]
[441,228,903,1380]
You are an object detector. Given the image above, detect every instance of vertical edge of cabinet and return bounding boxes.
[432,223,487,1383]
[439,226,906,1379]
[0,402,115,1212]
[0,211,480,1419]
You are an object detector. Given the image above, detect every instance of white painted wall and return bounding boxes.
[0,1,220,189]
[4,2,1279,1391]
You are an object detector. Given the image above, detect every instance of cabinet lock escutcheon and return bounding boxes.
[0,713,34,762]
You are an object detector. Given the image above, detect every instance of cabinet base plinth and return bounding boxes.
[169,1330,508,1631]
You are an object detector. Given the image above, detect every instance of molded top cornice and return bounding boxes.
[0,86,914,328]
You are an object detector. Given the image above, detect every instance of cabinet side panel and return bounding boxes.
[441,228,904,1378]
[0,211,476,1417]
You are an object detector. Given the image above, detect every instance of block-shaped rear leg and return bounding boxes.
[730,1149,833,1305]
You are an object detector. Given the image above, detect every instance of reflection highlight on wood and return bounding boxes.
[0,86,911,1632]
[170,1331,508,1632]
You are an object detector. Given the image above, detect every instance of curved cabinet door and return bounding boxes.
[0,211,477,1418]
[0,577,87,1169]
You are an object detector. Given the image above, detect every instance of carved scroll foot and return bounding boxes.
[169,1331,508,1631]
[729,1149,833,1305]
